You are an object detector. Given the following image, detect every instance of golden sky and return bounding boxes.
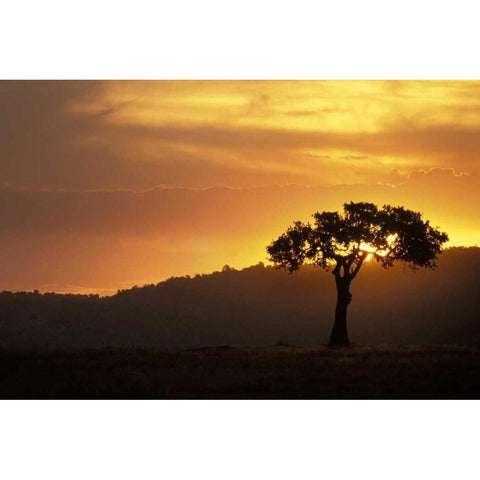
[0,81,478,293]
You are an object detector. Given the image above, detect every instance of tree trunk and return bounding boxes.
[328,277,352,347]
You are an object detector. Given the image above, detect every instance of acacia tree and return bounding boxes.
[266,202,449,346]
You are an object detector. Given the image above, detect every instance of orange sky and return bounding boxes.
[0,81,478,294]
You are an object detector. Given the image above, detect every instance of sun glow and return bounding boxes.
[2,81,479,294]
[358,234,398,262]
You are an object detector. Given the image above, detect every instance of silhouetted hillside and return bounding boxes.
[0,247,479,350]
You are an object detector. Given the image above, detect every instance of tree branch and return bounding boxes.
[332,261,342,277]
[350,256,364,279]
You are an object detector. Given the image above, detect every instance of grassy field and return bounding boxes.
[1,344,480,399]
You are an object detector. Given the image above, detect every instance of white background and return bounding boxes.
[1,1,479,479]
[3,1,480,79]
[0,401,478,479]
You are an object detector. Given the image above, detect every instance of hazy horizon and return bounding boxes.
[1,247,478,351]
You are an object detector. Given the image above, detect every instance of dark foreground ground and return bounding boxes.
[1,344,480,399]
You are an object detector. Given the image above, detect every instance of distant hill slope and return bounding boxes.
[0,247,479,350]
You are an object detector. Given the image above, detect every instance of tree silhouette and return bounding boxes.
[266,202,449,346]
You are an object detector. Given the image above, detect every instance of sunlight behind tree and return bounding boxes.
[267,202,449,346]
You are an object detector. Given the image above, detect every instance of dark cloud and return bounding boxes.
[0,168,476,292]
[0,81,110,188]
[0,168,475,237]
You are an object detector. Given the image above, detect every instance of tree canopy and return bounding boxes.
[267,202,449,279]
